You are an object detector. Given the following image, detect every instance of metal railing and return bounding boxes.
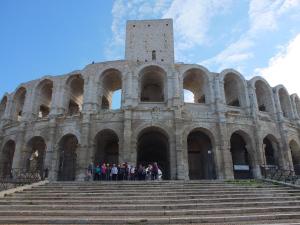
[260,165,300,184]
[0,168,47,191]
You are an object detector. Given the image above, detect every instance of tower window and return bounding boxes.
[152,50,156,61]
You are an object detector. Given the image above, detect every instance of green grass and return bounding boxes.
[225,179,265,187]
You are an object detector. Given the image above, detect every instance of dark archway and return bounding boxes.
[223,73,246,107]
[183,69,209,104]
[140,66,166,102]
[100,69,122,110]
[230,132,252,179]
[0,140,15,178]
[94,130,119,165]
[13,87,26,121]
[137,127,170,179]
[58,134,78,181]
[263,135,279,167]
[35,79,53,118]
[25,137,46,177]
[187,130,216,180]
[289,140,300,175]
[66,75,84,116]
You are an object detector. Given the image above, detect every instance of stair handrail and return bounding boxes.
[260,165,300,184]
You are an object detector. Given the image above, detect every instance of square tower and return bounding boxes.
[125,19,174,64]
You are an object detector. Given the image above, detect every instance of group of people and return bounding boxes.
[85,162,163,181]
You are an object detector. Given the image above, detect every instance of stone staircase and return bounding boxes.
[0,180,300,224]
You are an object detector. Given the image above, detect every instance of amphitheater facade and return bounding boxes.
[1,19,300,181]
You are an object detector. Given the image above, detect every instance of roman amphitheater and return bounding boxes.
[0,19,300,181]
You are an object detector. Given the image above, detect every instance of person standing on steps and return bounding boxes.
[152,162,159,180]
[111,164,118,181]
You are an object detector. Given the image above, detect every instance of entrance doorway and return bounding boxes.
[187,130,216,179]
[230,132,252,179]
[137,127,170,179]
[0,140,15,178]
[58,134,78,181]
[263,135,279,167]
[290,140,300,175]
[94,129,119,165]
[26,137,46,177]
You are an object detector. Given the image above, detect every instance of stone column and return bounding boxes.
[214,76,234,179]
[123,109,134,164]
[174,109,187,180]
[43,118,57,180]
[50,79,68,116]
[76,113,92,181]
[12,123,26,170]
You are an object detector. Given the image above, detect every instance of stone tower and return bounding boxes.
[125,19,174,63]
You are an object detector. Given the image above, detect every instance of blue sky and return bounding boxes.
[1,0,300,106]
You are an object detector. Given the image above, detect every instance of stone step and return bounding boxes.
[1,200,300,210]
[0,212,299,224]
[2,196,300,205]
[13,188,300,196]
[0,206,299,217]
[8,192,300,200]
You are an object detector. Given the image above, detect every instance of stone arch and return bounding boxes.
[139,65,167,102]
[289,139,300,175]
[0,140,15,178]
[99,69,122,110]
[94,129,119,165]
[276,85,293,119]
[291,94,300,118]
[13,87,27,121]
[34,79,53,118]
[183,68,210,104]
[262,134,280,167]
[229,130,254,179]
[253,78,275,113]
[57,134,79,181]
[65,74,84,116]
[220,70,247,107]
[25,136,46,177]
[186,127,216,180]
[136,126,170,179]
[0,96,7,120]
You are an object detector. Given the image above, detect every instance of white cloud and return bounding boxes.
[255,33,300,95]
[163,0,233,51]
[184,90,194,103]
[202,0,300,71]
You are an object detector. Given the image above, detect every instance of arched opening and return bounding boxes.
[255,80,273,113]
[0,140,15,178]
[140,66,166,102]
[183,69,208,104]
[224,73,245,107]
[66,75,84,116]
[100,69,122,110]
[278,88,292,119]
[187,129,216,179]
[294,96,300,118]
[36,79,53,118]
[0,96,7,120]
[25,137,46,177]
[137,127,170,179]
[152,50,156,61]
[94,130,119,165]
[230,132,252,179]
[13,87,26,121]
[58,134,78,181]
[263,135,279,167]
[289,140,300,175]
